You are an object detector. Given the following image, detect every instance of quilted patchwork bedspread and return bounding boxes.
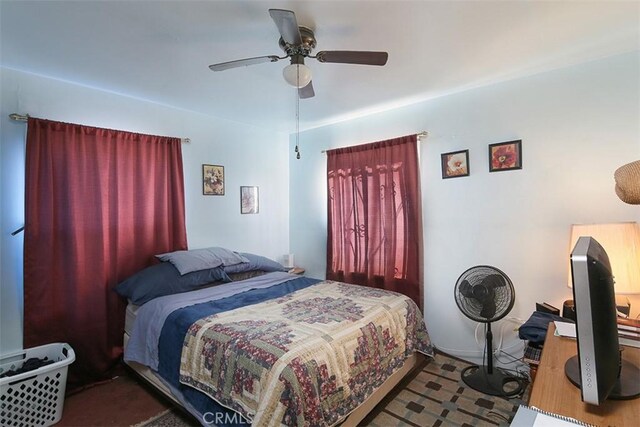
[179,280,433,426]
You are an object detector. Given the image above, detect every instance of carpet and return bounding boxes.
[363,352,529,426]
[137,353,528,426]
[134,409,199,427]
[57,373,173,426]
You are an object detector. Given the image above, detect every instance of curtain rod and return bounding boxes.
[320,131,428,154]
[8,113,191,143]
[9,113,29,122]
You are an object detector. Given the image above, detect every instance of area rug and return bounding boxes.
[133,408,199,427]
[137,352,529,426]
[363,352,529,426]
[56,373,173,426]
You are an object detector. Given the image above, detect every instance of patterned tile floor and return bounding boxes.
[364,353,529,426]
[138,352,529,426]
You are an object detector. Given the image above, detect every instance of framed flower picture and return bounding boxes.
[441,149,470,179]
[489,140,522,172]
[203,164,224,195]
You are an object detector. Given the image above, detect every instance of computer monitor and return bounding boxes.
[565,236,640,405]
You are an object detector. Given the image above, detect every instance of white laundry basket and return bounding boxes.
[0,343,75,427]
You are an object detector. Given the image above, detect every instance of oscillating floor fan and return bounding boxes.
[454,265,525,397]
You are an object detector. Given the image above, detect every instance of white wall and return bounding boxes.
[0,68,291,354]
[289,52,640,364]
[3,52,638,364]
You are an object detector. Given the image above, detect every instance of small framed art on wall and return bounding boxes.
[203,164,224,195]
[489,140,522,172]
[240,186,259,214]
[441,149,470,179]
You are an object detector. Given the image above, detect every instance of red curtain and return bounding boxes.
[326,135,423,310]
[24,118,187,388]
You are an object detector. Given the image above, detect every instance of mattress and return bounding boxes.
[124,302,140,336]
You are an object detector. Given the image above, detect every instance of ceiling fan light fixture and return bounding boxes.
[282,63,312,88]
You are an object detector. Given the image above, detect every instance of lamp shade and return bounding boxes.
[568,222,640,294]
[282,63,312,88]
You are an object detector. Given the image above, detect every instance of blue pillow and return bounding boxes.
[115,262,231,305]
[155,247,249,275]
[223,252,288,274]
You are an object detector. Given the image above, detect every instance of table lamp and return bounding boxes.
[568,222,640,314]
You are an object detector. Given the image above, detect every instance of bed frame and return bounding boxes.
[123,332,424,426]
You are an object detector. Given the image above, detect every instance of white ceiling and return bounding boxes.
[1,1,638,134]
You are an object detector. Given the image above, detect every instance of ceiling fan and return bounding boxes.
[208,9,389,99]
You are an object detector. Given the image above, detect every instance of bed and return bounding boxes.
[121,260,434,427]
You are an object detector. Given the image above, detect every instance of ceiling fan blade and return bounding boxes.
[209,55,280,72]
[298,81,315,99]
[316,51,388,66]
[269,9,302,46]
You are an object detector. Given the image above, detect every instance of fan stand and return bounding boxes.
[461,322,525,397]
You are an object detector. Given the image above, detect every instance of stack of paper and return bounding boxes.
[553,321,576,338]
[618,317,640,348]
[510,405,590,426]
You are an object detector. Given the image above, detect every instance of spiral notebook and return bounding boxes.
[511,405,593,426]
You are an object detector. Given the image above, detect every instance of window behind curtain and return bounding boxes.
[23,118,187,388]
[326,135,423,310]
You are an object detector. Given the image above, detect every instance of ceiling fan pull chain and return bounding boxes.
[295,65,301,159]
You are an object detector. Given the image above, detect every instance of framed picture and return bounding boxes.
[489,140,522,172]
[441,149,470,179]
[240,186,259,214]
[203,164,224,195]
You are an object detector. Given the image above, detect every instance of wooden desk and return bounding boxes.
[528,323,640,426]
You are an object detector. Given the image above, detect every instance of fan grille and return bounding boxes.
[454,265,515,323]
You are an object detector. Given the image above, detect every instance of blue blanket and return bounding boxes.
[157,276,320,426]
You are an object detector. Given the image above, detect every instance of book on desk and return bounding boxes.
[553,319,640,349]
[617,317,640,348]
